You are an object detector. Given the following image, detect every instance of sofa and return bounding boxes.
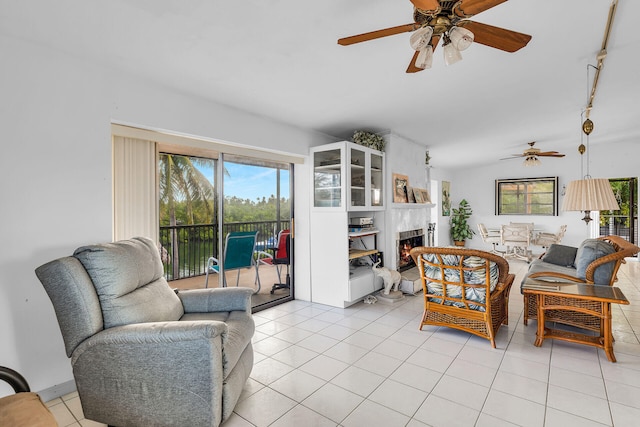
[410,246,515,348]
[35,237,255,427]
[521,235,640,330]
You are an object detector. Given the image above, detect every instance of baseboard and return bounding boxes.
[37,379,77,402]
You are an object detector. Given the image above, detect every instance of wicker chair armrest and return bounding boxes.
[496,273,515,292]
[528,271,586,283]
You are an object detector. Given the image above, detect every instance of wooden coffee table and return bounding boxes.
[522,279,629,362]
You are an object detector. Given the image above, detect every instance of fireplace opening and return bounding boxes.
[397,228,425,272]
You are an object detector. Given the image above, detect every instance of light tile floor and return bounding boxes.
[46,259,640,426]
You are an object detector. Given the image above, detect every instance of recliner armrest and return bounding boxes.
[72,321,228,361]
[177,287,253,314]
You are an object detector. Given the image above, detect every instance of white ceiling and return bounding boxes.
[2,0,638,169]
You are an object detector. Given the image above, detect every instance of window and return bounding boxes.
[496,177,558,215]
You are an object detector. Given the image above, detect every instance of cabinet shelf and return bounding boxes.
[315,164,341,171]
[348,229,379,238]
[348,248,379,260]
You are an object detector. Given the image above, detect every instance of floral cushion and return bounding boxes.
[419,253,499,312]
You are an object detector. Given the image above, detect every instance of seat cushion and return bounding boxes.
[420,253,498,311]
[0,392,57,427]
[74,237,184,328]
[575,239,616,285]
[541,244,578,267]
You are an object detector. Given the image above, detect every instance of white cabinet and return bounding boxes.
[310,142,385,307]
[312,141,385,211]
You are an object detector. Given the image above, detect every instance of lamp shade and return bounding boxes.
[410,26,434,51]
[443,41,462,65]
[562,178,620,212]
[449,26,474,51]
[415,45,434,69]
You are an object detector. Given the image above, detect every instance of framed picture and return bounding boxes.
[407,186,416,203]
[442,181,451,216]
[393,173,409,203]
[413,188,424,203]
[421,189,431,203]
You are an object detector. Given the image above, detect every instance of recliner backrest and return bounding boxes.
[36,237,184,356]
[36,256,104,357]
[73,237,184,329]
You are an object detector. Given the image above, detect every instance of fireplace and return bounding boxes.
[397,228,425,272]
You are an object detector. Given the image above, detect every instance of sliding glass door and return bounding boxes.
[157,151,293,310]
[221,154,293,309]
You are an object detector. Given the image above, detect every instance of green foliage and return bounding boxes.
[600,180,634,227]
[450,199,475,242]
[224,195,291,223]
[159,154,216,226]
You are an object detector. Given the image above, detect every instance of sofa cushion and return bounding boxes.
[541,244,578,267]
[420,253,498,311]
[575,239,616,285]
[74,237,184,328]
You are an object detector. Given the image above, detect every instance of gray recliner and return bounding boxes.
[35,237,255,427]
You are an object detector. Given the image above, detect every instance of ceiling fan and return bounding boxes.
[501,142,566,166]
[337,0,532,73]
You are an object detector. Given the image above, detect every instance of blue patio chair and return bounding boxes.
[205,231,261,292]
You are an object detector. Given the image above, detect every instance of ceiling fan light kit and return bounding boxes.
[523,156,541,167]
[337,0,532,73]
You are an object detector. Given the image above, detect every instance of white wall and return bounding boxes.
[0,34,332,396]
[444,139,640,251]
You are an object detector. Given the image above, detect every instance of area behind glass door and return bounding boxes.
[222,154,293,309]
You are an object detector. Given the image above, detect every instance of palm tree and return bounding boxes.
[159,154,216,279]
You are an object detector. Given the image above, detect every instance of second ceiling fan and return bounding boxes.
[501,142,566,167]
[338,0,532,73]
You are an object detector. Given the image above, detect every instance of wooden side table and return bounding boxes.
[522,279,629,362]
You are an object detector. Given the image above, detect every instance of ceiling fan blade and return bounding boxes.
[538,152,566,157]
[458,21,531,52]
[338,23,417,46]
[500,156,523,160]
[411,0,440,10]
[406,51,424,74]
[406,35,441,73]
[456,0,508,17]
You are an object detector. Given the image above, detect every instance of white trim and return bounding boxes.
[111,123,305,164]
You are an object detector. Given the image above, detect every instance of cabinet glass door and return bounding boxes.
[349,147,366,208]
[314,148,342,207]
[370,152,383,207]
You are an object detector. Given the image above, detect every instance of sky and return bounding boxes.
[198,161,290,202]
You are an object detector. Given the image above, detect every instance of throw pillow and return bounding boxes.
[575,239,616,285]
[541,244,578,267]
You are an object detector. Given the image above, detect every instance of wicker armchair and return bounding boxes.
[410,246,515,348]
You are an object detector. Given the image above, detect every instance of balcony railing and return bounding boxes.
[159,220,287,281]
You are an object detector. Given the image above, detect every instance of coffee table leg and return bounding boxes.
[602,302,617,362]
[534,294,545,347]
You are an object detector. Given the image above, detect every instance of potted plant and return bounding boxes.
[450,199,475,246]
